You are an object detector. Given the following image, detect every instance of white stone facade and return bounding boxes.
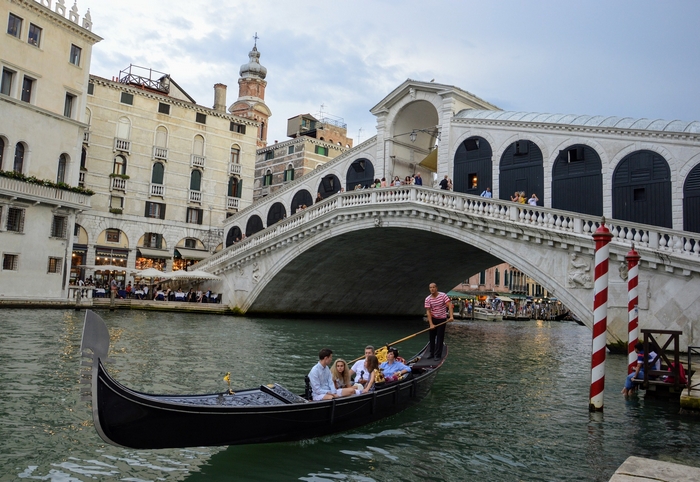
[77,73,259,284]
[0,0,99,298]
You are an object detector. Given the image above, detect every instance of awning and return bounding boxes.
[174,248,210,261]
[418,148,438,171]
[496,295,514,302]
[137,247,170,259]
[500,292,528,300]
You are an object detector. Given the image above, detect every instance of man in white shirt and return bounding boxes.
[350,345,375,386]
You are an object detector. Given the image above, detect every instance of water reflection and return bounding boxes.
[1,310,700,481]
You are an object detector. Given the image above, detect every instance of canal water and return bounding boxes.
[1,309,699,481]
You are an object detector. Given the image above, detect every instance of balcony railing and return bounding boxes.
[0,175,90,208]
[229,163,242,175]
[227,196,240,210]
[110,177,127,192]
[261,186,271,196]
[78,171,85,186]
[191,154,205,168]
[153,146,168,160]
[150,183,164,197]
[189,190,202,203]
[83,131,90,145]
[114,138,131,153]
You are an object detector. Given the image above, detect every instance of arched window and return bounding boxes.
[479,270,486,285]
[193,135,204,156]
[57,154,67,183]
[190,169,202,191]
[504,270,510,287]
[263,169,272,186]
[84,107,92,126]
[116,117,130,139]
[13,142,24,173]
[151,162,164,184]
[80,147,87,170]
[230,145,240,164]
[113,155,127,175]
[155,126,168,147]
[284,163,294,182]
[259,122,265,140]
[495,268,500,286]
[0,137,5,170]
[228,176,242,198]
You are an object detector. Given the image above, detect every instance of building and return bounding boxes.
[229,42,271,149]
[77,60,260,286]
[0,0,100,299]
[253,113,353,205]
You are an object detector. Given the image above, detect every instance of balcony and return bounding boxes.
[191,154,205,169]
[114,138,131,153]
[83,130,90,145]
[228,163,242,175]
[261,186,270,196]
[150,183,165,197]
[110,177,127,192]
[0,175,91,209]
[78,171,85,186]
[227,196,240,210]
[189,190,202,203]
[153,146,168,160]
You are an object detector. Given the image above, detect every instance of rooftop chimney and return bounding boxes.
[213,83,227,113]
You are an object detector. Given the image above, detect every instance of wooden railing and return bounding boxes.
[639,329,685,391]
[688,346,700,396]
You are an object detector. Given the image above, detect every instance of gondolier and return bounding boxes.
[424,283,453,359]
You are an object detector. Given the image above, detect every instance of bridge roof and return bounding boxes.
[454,110,700,134]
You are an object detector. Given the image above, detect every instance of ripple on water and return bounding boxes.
[2,310,700,482]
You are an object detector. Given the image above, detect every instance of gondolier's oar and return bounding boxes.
[349,319,453,364]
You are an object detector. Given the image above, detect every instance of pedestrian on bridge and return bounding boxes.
[480,187,492,198]
[424,283,454,359]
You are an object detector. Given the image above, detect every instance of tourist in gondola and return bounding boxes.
[379,347,411,381]
[308,349,359,400]
[350,345,375,385]
[361,355,380,394]
[331,359,361,392]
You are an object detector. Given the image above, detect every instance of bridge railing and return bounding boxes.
[198,186,700,273]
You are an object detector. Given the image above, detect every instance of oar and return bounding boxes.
[348,319,453,364]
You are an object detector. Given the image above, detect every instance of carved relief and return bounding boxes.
[567,252,592,289]
[374,216,382,228]
[238,264,244,277]
[252,262,260,283]
[619,261,629,281]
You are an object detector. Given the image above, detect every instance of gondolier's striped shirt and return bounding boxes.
[425,292,451,319]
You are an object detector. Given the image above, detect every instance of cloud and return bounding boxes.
[79,0,700,143]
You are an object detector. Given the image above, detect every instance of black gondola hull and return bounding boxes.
[81,310,446,449]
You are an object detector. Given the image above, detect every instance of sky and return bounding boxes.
[78,0,700,145]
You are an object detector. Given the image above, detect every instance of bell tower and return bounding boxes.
[229,34,271,148]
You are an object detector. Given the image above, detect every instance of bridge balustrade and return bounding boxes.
[199,186,700,273]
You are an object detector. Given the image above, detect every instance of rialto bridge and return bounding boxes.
[197,186,700,349]
[194,79,700,348]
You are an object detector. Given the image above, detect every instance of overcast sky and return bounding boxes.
[80,0,700,145]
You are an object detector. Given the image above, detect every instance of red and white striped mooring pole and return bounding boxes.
[626,245,641,374]
[590,219,613,412]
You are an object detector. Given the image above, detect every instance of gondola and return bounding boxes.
[79,310,448,449]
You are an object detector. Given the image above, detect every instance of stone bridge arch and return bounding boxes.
[200,187,700,349]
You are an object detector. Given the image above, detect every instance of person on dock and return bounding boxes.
[308,348,359,401]
[425,282,454,359]
[350,345,375,385]
[622,342,646,396]
[379,347,411,381]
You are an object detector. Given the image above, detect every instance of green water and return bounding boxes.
[0,309,699,481]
